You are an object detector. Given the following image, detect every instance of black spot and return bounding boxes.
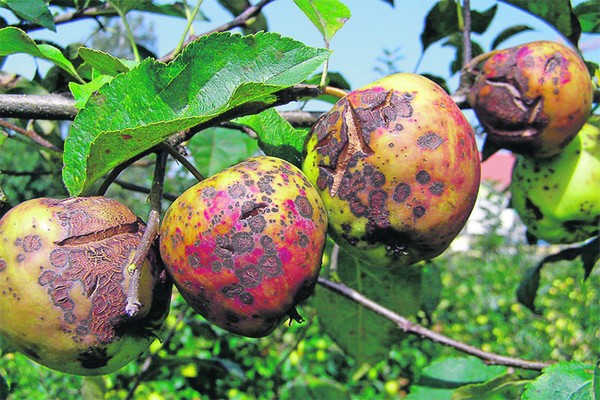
[78,346,111,369]
[525,197,543,220]
[239,291,254,305]
[226,312,240,323]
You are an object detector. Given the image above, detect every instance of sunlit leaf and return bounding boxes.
[0,0,55,31]
[522,361,595,400]
[63,32,329,195]
[293,0,351,43]
[499,0,581,45]
[574,1,600,33]
[186,126,259,178]
[78,47,131,77]
[0,27,82,81]
[451,374,529,399]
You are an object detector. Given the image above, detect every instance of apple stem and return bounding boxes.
[287,307,304,325]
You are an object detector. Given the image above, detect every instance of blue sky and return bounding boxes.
[1,0,598,92]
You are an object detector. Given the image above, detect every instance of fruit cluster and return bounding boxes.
[0,39,595,376]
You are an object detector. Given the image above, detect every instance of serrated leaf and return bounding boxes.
[500,0,581,45]
[69,74,114,110]
[62,32,329,195]
[311,246,422,365]
[235,108,307,167]
[0,27,82,81]
[186,126,259,177]
[407,357,507,400]
[78,47,131,76]
[81,376,106,400]
[522,361,595,400]
[0,0,55,31]
[491,25,534,49]
[293,0,351,43]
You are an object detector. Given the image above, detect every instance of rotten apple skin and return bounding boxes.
[0,197,172,376]
[159,156,327,338]
[303,72,481,268]
[467,40,593,158]
[510,119,600,244]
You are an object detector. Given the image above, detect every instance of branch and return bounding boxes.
[0,94,78,120]
[461,0,472,66]
[160,0,276,62]
[316,277,553,371]
[12,4,114,32]
[0,118,62,152]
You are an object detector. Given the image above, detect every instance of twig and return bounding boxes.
[96,151,151,196]
[12,4,114,32]
[159,142,205,182]
[0,118,62,152]
[160,0,276,62]
[125,306,191,400]
[316,277,553,371]
[125,151,168,317]
[114,179,178,202]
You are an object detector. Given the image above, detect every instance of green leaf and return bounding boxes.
[407,357,507,400]
[235,108,307,167]
[0,27,82,81]
[311,245,422,365]
[574,1,600,33]
[293,0,351,43]
[186,127,259,178]
[78,47,131,76]
[499,0,581,45]
[451,374,529,400]
[491,25,534,49]
[522,361,595,400]
[421,1,496,53]
[594,361,600,399]
[0,0,55,31]
[62,32,329,195]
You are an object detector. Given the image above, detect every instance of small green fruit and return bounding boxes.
[510,118,600,243]
[0,197,171,375]
[159,156,327,338]
[303,72,481,267]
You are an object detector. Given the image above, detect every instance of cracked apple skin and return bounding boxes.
[159,156,327,338]
[0,197,172,376]
[467,40,593,158]
[510,119,600,244]
[302,73,481,268]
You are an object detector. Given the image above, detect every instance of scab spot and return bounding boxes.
[236,265,263,288]
[228,183,247,199]
[239,291,254,305]
[187,253,200,268]
[22,235,42,252]
[413,206,426,219]
[393,183,412,203]
[416,170,431,184]
[260,254,283,278]
[50,249,68,268]
[417,133,444,150]
[231,232,254,254]
[294,196,313,219]
[0,259,6,273]
[201,187,217,199]
[429,182,445,195]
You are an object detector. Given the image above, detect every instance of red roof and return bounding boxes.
[481,151,515,190]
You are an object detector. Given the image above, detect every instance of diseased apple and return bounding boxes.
[0,196,172,375]
[303,72,481,268]
[159,156,327,338]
